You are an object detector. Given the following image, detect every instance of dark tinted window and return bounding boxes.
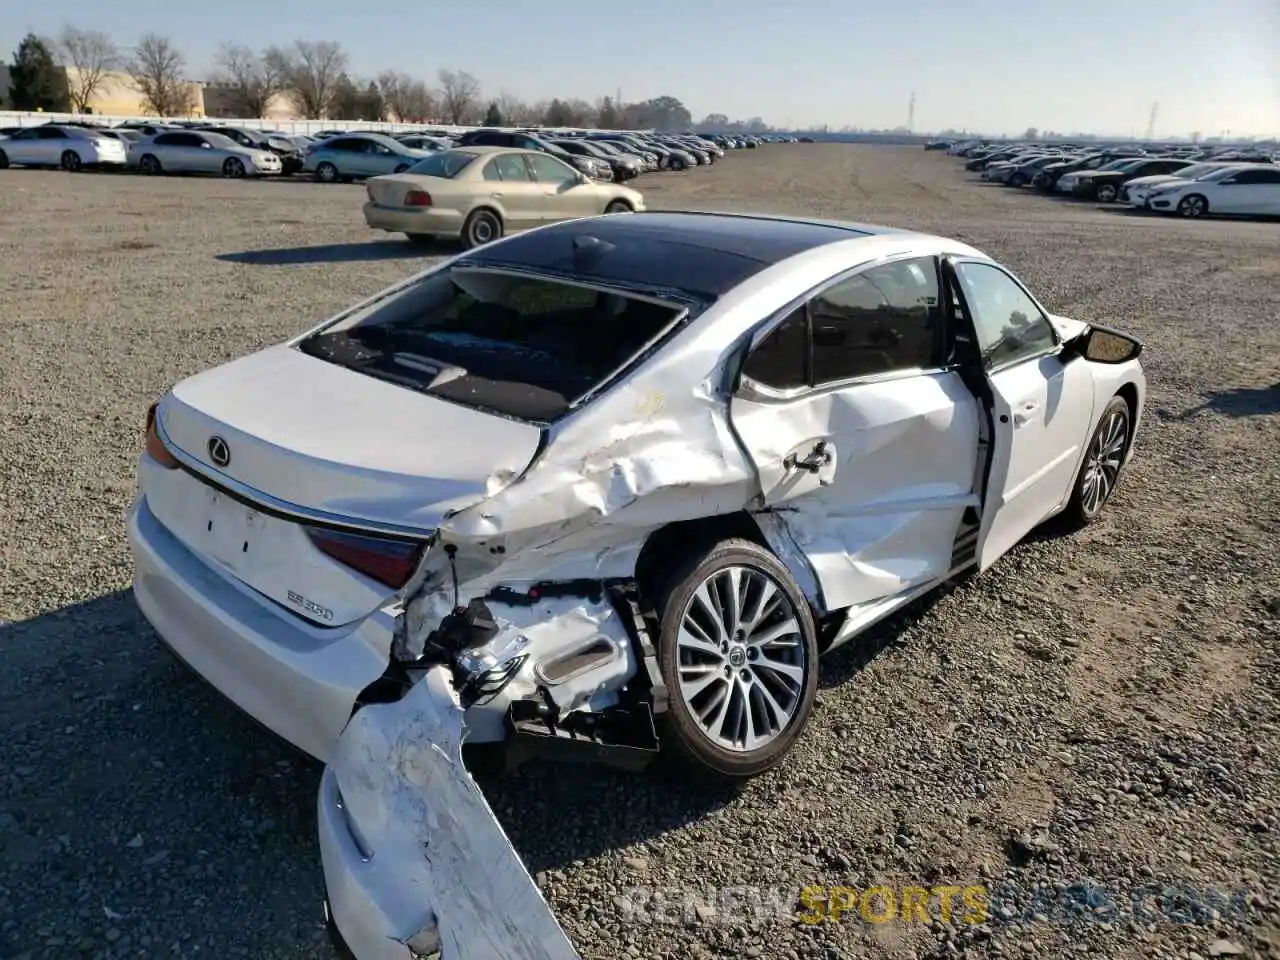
[741,308,808,389]
[38,127,66,139]
[406,152,477,178]
[325,138,359,151]
[473,132,509,146]
[152,133,181,145]
[1232,169,1280,184]
[298,271,682,422]
[809,257,944,384]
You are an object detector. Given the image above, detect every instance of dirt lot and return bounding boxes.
[1,144,1277,960]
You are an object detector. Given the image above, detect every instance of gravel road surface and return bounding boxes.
[1,145,1277,960]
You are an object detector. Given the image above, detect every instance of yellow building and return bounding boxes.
[201,84,301,120]
[64,67,206,117]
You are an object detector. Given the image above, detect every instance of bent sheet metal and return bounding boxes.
[322,666,581,959]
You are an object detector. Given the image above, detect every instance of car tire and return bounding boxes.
[139,154,162,175]
[1063,395,1131,528]
[222,157,246,179]
[460,209,502,249]
[1178,194,1208,218]
[1010,173,1025,187]
[0,149,9,169]
[1095,183,1118,203]
[315,162,339,183]
[652,538,819,783]
[61,150,83,172]
[603,199,633,214]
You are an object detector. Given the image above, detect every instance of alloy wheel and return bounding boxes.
[1080,407,1128,516]
[674,565,807,753]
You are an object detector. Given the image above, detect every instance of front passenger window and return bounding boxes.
[953,261,1057,369]
[809,257,944,385]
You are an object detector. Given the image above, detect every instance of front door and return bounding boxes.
[946,259,1097,570]
[728,256,981,613]
[525,152,601,220]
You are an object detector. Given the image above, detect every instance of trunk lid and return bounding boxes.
[160,343,542,530]
[147,345,542,625]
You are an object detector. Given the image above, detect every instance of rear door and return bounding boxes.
[3,127,44,163]
[729,255,981,613]
[478,154,545,228]
[1212,168,1280,214]
[945,259,1096,569]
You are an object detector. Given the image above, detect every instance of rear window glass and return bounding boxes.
[406,151,476,178]
[297,269,683,422]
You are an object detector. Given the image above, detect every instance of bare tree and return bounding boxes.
[494,90,537,125]
[211,42,282,118]
[377,70,433,122]
[57,26,119,113]
[267,40,349,118]
[126,34,195,117]
[437,69,480,124]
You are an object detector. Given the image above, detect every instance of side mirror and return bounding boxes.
[1065,324,1144,364]
[200,142,212,149]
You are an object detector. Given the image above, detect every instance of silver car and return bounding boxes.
[129,130,282,178]
[0,124,128,171]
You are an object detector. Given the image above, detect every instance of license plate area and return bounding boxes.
[201,488,267,573]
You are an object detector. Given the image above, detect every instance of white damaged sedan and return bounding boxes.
[128,212,1146,958]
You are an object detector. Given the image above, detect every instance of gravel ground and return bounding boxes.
[1,145,1278,960]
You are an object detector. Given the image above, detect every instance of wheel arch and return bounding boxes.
[633,513,766,601]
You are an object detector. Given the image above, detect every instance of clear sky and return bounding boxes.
[5,0,1279,137]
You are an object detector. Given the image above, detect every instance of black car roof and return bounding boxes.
[458,211,900,299]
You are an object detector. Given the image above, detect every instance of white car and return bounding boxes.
[129,129,282,177]
[0,124,128,170]
[127,212,1146,959]
[1143,163,1280,217]
[1119,161,1244,207]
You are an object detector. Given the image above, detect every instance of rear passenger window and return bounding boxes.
[809,257,944,385]
[492,154,530,181]
[741,307,808,390]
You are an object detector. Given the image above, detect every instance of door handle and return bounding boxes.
[784,440,834,478]
[1012,401,1039,426]
[489,192,503,198]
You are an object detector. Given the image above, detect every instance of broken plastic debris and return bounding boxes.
[324,666,580,959]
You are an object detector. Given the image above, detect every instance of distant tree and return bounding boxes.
[330,73,381,121]
[438,69,480,124]
[211,42,282,117]
[624,95,691,131]
[699,112,729,132]
[57,26,119,113]
[542,97,572,126]
[377,71,432,122]
[483,101,503,126]
[266,40,349,118]
[126,34,194,116]
[596,96,619,129]
[494,91,536,125]
[1023,127,1039,140]
[9,33,70,112]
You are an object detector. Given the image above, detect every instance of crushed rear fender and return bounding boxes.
[320,666,581,960]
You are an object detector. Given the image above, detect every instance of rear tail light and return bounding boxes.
[403,189,432,207]
[144,402,179,470]
[304,526,426,588]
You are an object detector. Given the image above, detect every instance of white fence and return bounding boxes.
[0,110,652,137]
[0,109,475,135]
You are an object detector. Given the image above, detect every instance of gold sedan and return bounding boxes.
[363,145,646,248]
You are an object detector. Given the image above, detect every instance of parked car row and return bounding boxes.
[941,139,1280,218]
[0,120,792,184]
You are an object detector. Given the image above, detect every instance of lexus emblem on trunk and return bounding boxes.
[208,436,231,468]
